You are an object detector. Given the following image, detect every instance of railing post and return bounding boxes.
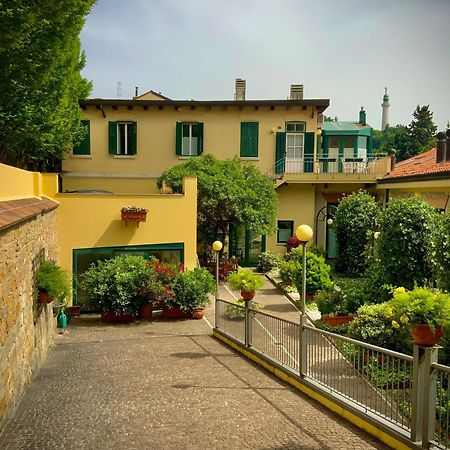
[411,345,439,447]
[299,314,308,377]
[245,299,252,348]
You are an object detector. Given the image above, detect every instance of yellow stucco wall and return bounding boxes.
[0,163,198,280]
[62,105,319,193]
[0,163,42,201]
[267,184,316,254]
[47,177,198,274]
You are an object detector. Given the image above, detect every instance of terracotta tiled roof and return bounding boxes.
[384,148,450,180]
[0,197,58,231]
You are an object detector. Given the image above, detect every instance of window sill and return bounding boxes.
[240,157,259,161]
[71,154,92,159]
[277,243,288,246]
[113,155,137,159]
[178,155,199,159]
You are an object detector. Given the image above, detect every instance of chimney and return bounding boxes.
[389,149,396,171]
[290,84,304,100]
[446,129,450,162]
[436,131,446,163]
[359,107,367,125]
[235,78,246,101]
[135,86,139,97]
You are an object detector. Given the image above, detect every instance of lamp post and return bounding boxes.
[212,240,222,328]
[295,224,313,378]
[295,224,314,315]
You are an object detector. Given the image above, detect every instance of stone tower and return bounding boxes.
[381,87,390,130]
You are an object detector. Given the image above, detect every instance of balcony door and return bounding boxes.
[284,122,305,173]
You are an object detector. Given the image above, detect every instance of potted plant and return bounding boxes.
[121,206,148,223]
[164,267,215,319]
[227,268,264,301]
[79,255,155,322]
[36,260,70,304]
[388,287,450,346]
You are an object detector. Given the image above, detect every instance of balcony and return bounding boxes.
[269,155,392,183]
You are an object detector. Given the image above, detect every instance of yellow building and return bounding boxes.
[63,81,393,264]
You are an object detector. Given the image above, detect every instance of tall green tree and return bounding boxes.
[0,0,94,171]
[372,105,437,162]
[409,105,437,153]
[157,154,278,250]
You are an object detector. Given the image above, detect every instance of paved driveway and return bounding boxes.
[0,311,389,449]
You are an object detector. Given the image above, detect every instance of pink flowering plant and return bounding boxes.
[387,287,450,331]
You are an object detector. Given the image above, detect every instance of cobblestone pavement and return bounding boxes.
[0,313,390,450]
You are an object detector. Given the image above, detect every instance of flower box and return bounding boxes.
[121,207,148,224]
[322,315,354,327]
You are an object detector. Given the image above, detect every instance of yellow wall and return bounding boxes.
[0,163,42,201]
[63,105,319,193]
[267,184,316,254]
[0,162,198,279]
[46,177,198,274]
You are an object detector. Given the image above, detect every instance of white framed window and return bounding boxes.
[117,122,134,155]
[182,123,200,156]
[286,122,306,133]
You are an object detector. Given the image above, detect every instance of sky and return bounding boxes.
[80,0,450,131]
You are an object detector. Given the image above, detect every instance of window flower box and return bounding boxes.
[121,206,148,224]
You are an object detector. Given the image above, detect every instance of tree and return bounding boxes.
[409,105,437,153]
[0,0,94,171]
[334,191,380,276]
[377,197,438,290]
[157,154,278,250]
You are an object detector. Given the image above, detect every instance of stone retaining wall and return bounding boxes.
[0,209,58,426]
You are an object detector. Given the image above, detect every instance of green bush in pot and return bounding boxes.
[227,268,264,293]
[37,260,70,302]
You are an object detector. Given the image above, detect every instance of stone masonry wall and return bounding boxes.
[0,210,58,426]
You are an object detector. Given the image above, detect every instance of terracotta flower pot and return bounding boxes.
[139,303,153,321]
[192,309,205,320]
[68,305,81,317]
[322,315,354,327]
[162,305,191,319]
[241,290,255,301]
[39,291,53,304]
[410,324,443,347]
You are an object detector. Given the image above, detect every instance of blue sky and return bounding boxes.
[80,0,450,130]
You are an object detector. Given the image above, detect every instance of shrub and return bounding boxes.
[315,277,367,316]
[348,303,410,352]
[169,268,215,312]
[435,213,450,292]
[256,251,282,273]
[227,268,264,292]
[291,250,332,295]
[278,260,297,285]
[377,197,438,289]
[334,191,380,275]
[80,255,158,315]
[37,260,70,302]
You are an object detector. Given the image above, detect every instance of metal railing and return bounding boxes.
[431,363,450,449]
[304,325,413,433]
[214,298,450,448]
[268,154,391,177]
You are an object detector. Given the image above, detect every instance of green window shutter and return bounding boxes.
[197,122,204,155]
[175,122,182,156]
[304,132,315,173]
[275,132,286,174]
[73,120,90,155]
[108,121,117,154]
[240,122,259,157]
[129,122,137,155]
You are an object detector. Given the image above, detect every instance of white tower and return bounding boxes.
[381,87,390,130]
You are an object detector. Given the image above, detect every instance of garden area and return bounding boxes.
[256,191,450,363]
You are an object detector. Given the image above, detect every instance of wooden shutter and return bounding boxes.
[240,122,259,157]
[275,132,286,174]
[175,122,182,155]
[304,132,315,173]
[129,122,137,155]
[108,121,117,154]
[197,122,204,155]
[73,120,90,155]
